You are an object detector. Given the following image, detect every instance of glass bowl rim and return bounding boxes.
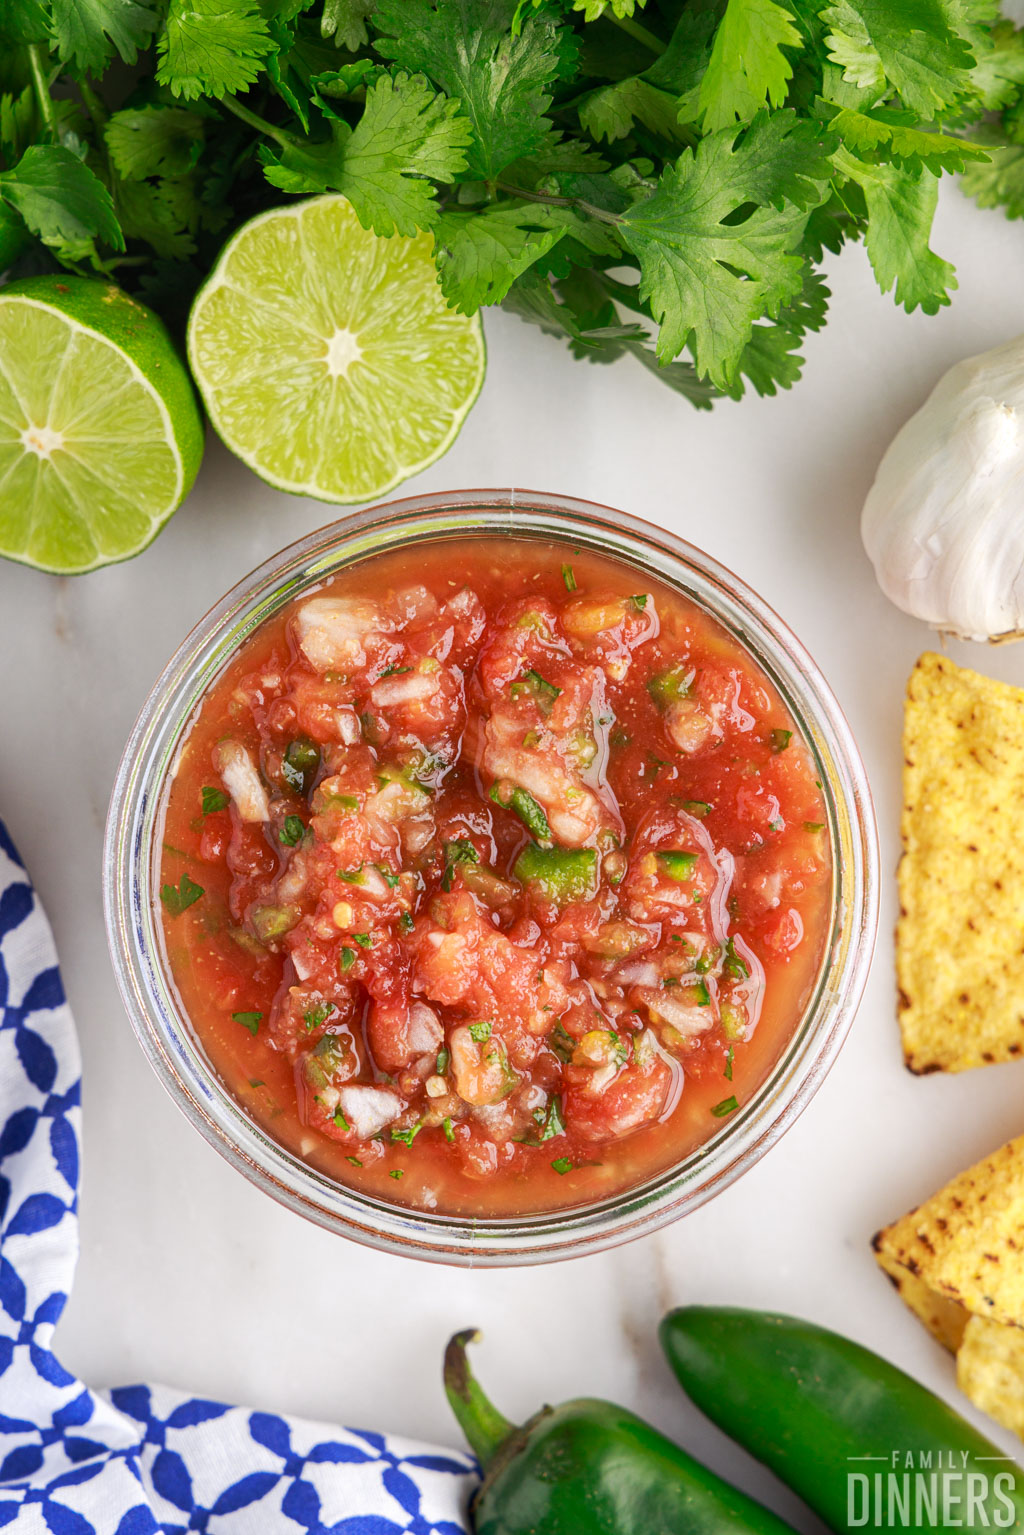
[103,486,879,1267]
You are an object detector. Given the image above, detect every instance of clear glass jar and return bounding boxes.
[103,489,878,1266]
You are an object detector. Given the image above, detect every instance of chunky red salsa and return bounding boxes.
[160,537,830,1216]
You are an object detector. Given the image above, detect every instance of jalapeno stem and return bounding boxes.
[443,1330,514,1468]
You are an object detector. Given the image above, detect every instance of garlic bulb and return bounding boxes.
[861,334,1024,643]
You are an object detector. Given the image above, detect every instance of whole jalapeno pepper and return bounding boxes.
[660,1307,1024,1533]
[444,1329,801,1535]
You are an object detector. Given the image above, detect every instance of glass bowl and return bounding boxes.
[103,489,878,1266]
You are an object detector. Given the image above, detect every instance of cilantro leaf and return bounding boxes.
[968,18,1024,113]
[570,0,652,19]
[114,177,199,259]
[836,148,956,312]
[50,0,159,75]
[962,131,1024,219]
[699,0,801,132]
[105,106,206,181]
[0,0,51,46]
[232,1010,263,1034]
[160,873,205,915]
[321,0,375,48]
[822,0,977,118]
[579,78,689,145]
[156,0,273,101]
[0,202,32,270]
[0,145,124,254]
[619,115,831,384]
[435,203,566,310]
[727,267,830,400]
[325,72,471,236]
[828,105,988,175]
[263,72,471,236]
[372,0,561,182]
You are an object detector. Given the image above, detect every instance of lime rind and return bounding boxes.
[0,279,203,576]
[187,195,485,504]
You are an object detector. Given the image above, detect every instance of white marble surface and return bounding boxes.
[5,181,1024,1529]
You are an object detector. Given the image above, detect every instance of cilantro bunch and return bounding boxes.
[2,0,1022,410]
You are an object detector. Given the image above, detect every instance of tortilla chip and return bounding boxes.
[874,1253,970,1353]
[874,1135,1024,1328]
[957,1315,1024,1438]
[875,1135,1024,1435]
[898,651,1024,1073]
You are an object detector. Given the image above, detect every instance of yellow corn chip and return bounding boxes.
[957,1315,1024,1439]
[874,1136,1024,1328]
[874,1135,1024,1436]
[898,651,1024,1073]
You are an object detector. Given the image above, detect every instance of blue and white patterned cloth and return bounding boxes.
[0,822,478,1533]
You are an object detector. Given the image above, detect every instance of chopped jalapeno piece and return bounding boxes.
[657,850,698,881]
[647,664,693,709]
[250,903,300,942]
[682,800,711,818]
[282,737,320,795]
[469,1020,493,1042]
[561,564,577,591]
[711,1095,738,1117]
[513,843,598,904]
[770,728,792,752]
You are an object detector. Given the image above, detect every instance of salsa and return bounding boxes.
[159,537,831,1216]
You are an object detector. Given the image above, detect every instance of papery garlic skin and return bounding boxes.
[862,334,1024,642]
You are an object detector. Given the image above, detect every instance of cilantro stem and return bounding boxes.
[605,13,663,52]
[27,45,58,142]
[78,80,108,131]
[496,182,621,227]
[221,94,294,149]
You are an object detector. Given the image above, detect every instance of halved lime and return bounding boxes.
[0,276,203,574]
[187,195,485,503]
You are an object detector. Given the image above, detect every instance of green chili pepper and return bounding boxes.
[647,664,693,709]
[657,850,698,881]
[512,843,597,904]
[282,736,320,795]
[444,1330,799,1535]
[659,1308,1024,1533]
